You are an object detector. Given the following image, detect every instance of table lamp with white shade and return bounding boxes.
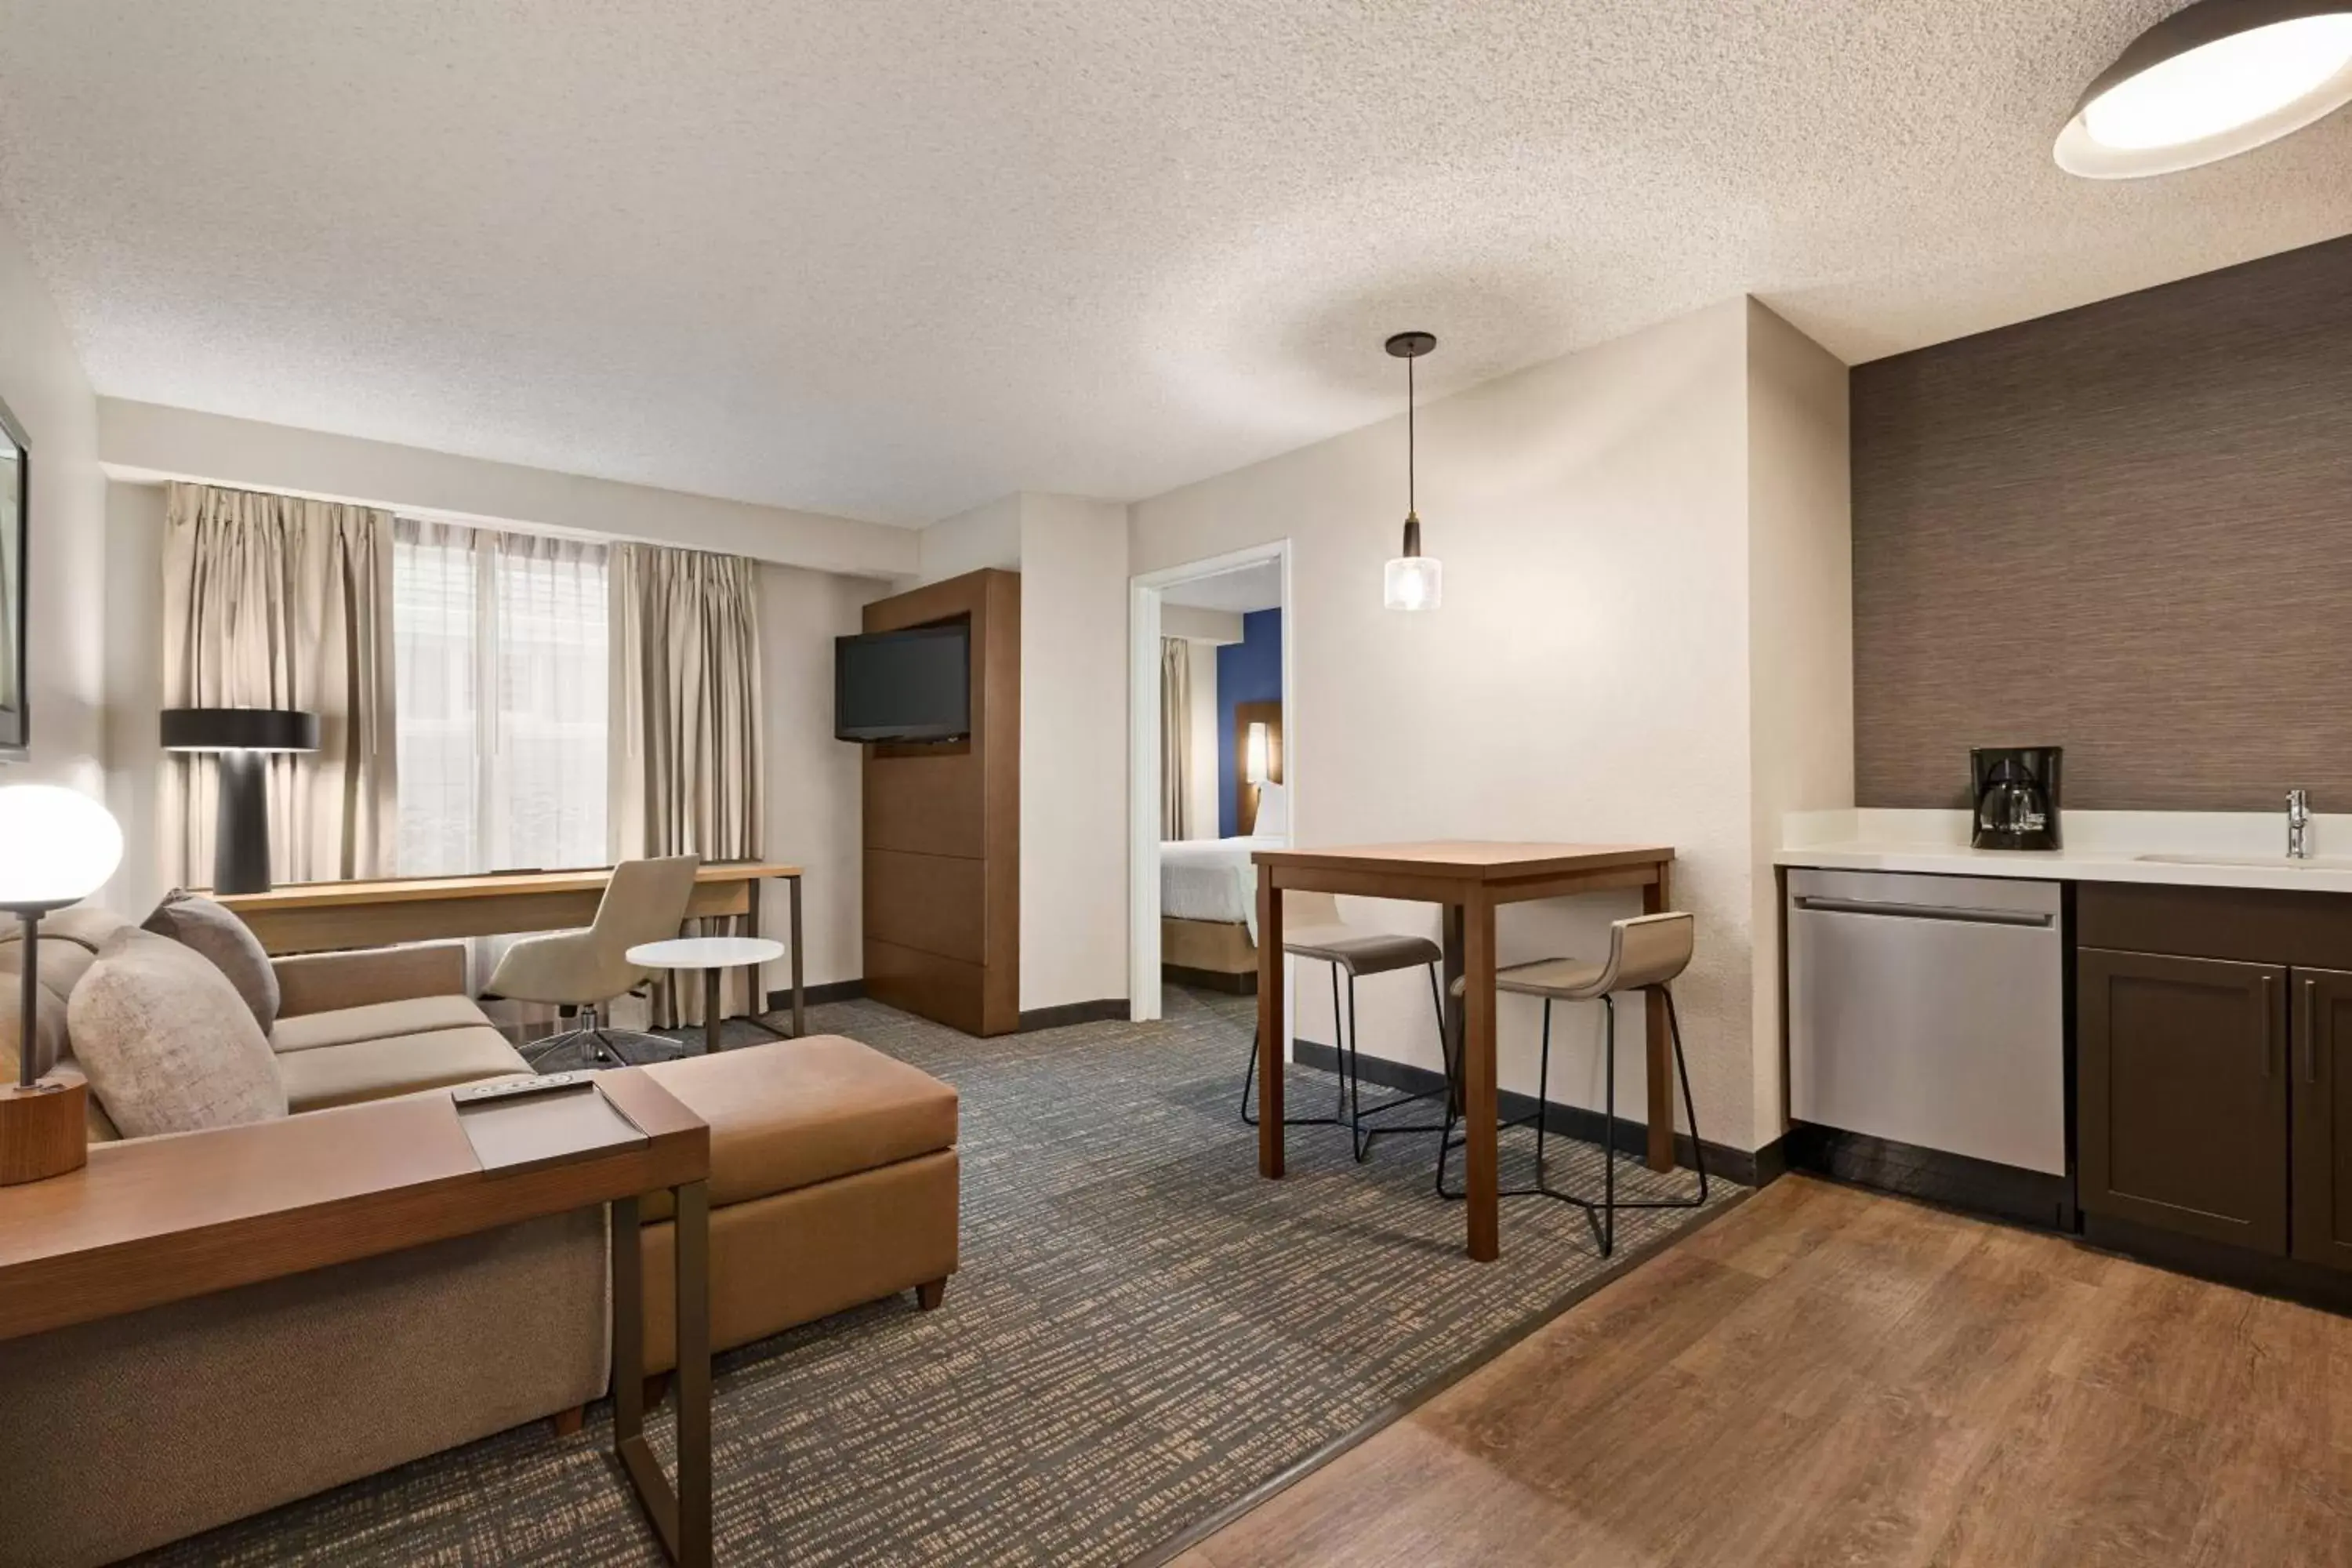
[0,783,124,1184]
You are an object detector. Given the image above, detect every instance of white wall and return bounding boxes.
[1185,639,1220,840]
[99,398,916,580]
[1017,493,1131,1011]
[100,481,167,915]
[913,495,1021,586]
[1160,605,1241,644]
[756,561,886,991]
[0,208,110,854]
[1744,299,1855,1148]
[1131,299,1773,1149]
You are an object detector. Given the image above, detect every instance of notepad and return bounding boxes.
[456,1080,649,1174]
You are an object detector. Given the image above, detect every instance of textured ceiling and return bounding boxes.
[2,2,2347,525]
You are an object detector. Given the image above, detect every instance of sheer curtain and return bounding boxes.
[394,520,608,878]
[1160,637,1190,840]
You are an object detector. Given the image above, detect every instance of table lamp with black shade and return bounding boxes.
[0,783,123,1184]
[160,707,319,895]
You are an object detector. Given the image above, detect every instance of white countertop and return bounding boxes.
[1777,809,2352,895]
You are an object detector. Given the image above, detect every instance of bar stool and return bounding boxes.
[1439,911,1708,1254]
[1239,891,1458,1161]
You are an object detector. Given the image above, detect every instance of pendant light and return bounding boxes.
[1381,330,1441,612]
[2056,0,2352,179]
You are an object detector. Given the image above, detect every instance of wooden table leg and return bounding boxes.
[1257,871,1285,1178]
[673,1181,712,1568]
[703,968,723,1058]
[610,1186,712,1568]
[1644,860,1676,1173]
[743,880,765,1033]
[1464,888,1499,1261]
[1442,904,1465,1115]
[789,875,805,1039]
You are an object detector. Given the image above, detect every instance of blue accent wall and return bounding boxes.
[1217,608,1283,837]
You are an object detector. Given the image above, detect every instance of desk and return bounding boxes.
[1252,841,1677,1262]
[0,1071,715,1564]
[216,861,808,1038]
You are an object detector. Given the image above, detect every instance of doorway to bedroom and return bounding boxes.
[1127,541,1291,1023]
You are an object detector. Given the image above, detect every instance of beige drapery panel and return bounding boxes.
[162,483,397,887]
[1160,637,1191,840]
[610,543,764,1026]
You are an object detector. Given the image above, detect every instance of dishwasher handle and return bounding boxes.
[1791,894,2056,930]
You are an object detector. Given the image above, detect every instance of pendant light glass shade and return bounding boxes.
[2056,2,2352,178]
[1382,554,1443,612]
[1382,332,1440,612]
[1384,514,1443,612]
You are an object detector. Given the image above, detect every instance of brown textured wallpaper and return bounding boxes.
[1852,234,2352,812]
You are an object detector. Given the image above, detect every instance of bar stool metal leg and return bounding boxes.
[1436,990,1625,1255]
[1240,960,1348,1128]
[1347,961,1462,1163]
[1596,985,1711,1218]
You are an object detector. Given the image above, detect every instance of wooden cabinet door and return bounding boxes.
[2079,948,2288,1253]
[2292,967,2352,1271]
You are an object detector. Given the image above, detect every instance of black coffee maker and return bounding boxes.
[1971,746,2062,850]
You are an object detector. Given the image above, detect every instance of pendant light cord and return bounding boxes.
[1406,353,1416,515]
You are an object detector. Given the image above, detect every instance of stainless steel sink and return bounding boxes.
[2135,852,2352,871]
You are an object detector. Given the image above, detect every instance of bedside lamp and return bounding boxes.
[1245,721,1272,786]
[0,783,123,1184]
[161,707,318,895]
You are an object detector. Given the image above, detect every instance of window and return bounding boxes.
[394,519,608,875]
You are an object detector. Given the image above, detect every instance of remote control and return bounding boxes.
[452,1072,597,1105]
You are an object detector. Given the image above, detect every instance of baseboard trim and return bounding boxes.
[1289,1038,1765,1187]
[1163,964,1258,995]
[1018,997,1130,1033]
[2081,1210,2352,1316]
[767,979,865,1011]
[1783,1122,2073,1232]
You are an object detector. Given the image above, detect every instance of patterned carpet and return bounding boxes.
[139,987,1738,1567]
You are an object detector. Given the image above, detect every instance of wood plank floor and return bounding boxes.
[1176,1175,2352,1568]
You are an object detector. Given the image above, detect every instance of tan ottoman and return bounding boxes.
[635,1035,960,1374]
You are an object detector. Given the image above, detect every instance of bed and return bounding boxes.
[1160,787,1287,993]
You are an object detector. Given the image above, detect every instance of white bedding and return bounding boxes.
[1160,835,1283,939]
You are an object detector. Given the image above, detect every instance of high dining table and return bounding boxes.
[1251,841,1679,1262]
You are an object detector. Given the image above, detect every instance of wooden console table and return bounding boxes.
[1252,841,1679,1263]
[0,1073,716,1566]
[216,861,808,1037]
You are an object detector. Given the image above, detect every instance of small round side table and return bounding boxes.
[627,935,788,1058]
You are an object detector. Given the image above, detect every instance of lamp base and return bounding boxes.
[0,1077,88,1185]
[213,747,273,895]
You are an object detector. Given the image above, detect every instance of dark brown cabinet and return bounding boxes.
[2293,967,2352,1271]
[2078,947,2288,1253]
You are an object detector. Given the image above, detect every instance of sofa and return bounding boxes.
[0,903,960,1567]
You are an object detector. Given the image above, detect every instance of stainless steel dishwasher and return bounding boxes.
[1787,867,2064,1176]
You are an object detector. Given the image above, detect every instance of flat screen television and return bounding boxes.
[835,621,971,742]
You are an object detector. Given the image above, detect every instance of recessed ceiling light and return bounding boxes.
[2056,0,2352,179]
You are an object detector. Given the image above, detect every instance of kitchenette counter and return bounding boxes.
[1778,808,2352,895]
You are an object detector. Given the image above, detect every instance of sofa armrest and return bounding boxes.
[272,942,470,1018]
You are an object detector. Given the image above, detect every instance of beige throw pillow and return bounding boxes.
[143,888,281,1034]
[67,929,288,1138]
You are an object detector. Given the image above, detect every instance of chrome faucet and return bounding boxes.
[2288,789,2313,859]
